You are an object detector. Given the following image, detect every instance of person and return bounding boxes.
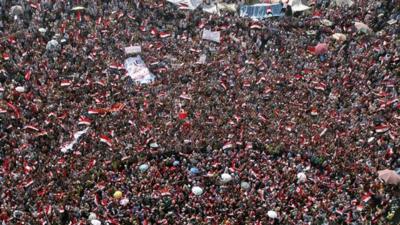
[0,0,399,224]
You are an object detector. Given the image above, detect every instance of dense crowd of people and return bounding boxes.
[0,0,399,224]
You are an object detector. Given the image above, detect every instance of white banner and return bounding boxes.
[124,56,155,84]
[202,29,221,43]
[167,0,202,10]
[61,128,89,153]
[124,45,141,54]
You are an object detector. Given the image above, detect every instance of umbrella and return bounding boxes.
[10,5,23,16]
[378,169,400,185]
[72,6,86,11]
[332,33,347,41]
[88,213,97,220]
[191,186,203,196]
[315,43,328,55]
[139,164,149,172]
[297,172,307,182]
[150,143,159,148]
[354,22,371,33]
[221,173,233,183]
[15,86,26,93]
[46,40,59,51]
[120,198,129,206]
[91,220,101,225]
[190,167,200,174]
[321,19,333,26]
[38,28,47,33]
[113,191,123,199]
[331,0,354,7]
[267,210,278,219]
[240,181,250,190]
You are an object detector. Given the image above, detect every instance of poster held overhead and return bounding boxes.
[124,56,155,84]
[202,29,221,43]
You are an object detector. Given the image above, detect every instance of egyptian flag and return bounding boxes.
[310,108,318,116]
[99,135,112,147]
[2,53,10,61]
[179,93,192,100]
[8,36,16,44]
[88,108,106,115]
[178,3,189,10]
[222,142,233,151]
[76,11,82,22]
[375,124,389,133]
[198,20,205,29]
[86,159,96,171]
[24,125,40,132]
[314,82,327,91]
[250,23,262,29]
[60,80,72,87]
[150,27,158,36]
[110,103,125,112]
[362,193,371,203]
[25,70,32,81]
[78,116,91,126]
[7,102,21,118]
[159,32,171,38]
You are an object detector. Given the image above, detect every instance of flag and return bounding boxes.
[25,70,31,81]
[314,82,327,91]
[76,11,81,21]
[60,128,89,153]
[250,23,262,29]
[60,80,72,87]
[362,193,371,203]
[179,3,189,9]
[375,125,389,133]
[160,187,171,196]
[45,205,52,215]
[110,103,125,112]
[99,135,112,147]
[2,53,10,60]
[310,108,318,116]
[86,159,96,171]
[88,109,106,115]
[179,93,192,100]
[198,21,205,29]
[23,125,40,131]
[8,36,16,44]
[320,128,328,137]
[151,28,158,36]
[159,32,171,38]
[222,143,233,150]
[7,102,21,118]
[78,116,92,126]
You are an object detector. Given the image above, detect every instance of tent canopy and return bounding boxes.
[289,0,311,12]
[167,0,202,10]
[330,0,354,7]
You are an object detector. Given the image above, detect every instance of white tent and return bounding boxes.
[167,0,202,10]
[331,0,354,7]
[289,0,311,12]
[203,3,237,15]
